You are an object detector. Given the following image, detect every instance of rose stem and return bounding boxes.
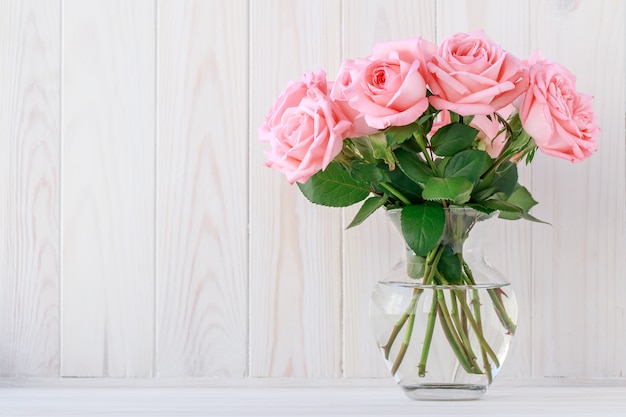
[480,112,517,180]
[455,292,500,368]
[436,271,478,366]
[460,289,469,339]
[413,133,437,171]
[436,299,479,374]
[417,291,439,377]
[472,288,494,383]
[461,258,516,335]
[449,288,478,365]
[487,288,517,335]
[379,182,411,206]
[437,273,482,373]
[383,288,420,359]
[456,257,493,378]
[436,287,480,373]
[389,244,444,375]
[391,301,417,376]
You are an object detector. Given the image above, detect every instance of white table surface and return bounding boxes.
[1,378,625,417]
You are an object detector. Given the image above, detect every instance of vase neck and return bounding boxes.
[384,207,506,285]
[386,207,497,255]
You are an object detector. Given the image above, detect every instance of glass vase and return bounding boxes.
[369,207,518,400]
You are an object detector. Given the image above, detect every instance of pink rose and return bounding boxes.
[370,36,436,73]
[422,31,529,116]
[329,59,379,138]
[342,55,429,130]
[259,70,352,184]
[518,56,599,162]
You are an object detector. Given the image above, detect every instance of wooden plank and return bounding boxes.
[529,0,625,378]
[155,0,248,377]
[340,0,438,378]
[0,0,61,377]
[61,0,155,377]
[436,0,533,379]
[0,0,619,382]
[249,0,343,377]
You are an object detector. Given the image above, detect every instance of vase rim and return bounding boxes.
[385,205,499,221]
[380,281,511,290]
[385,205,496,213]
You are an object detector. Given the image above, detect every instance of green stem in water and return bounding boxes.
[437,268,498,371]
[461,258,517,335]
[391,302,417,376]
[487,288,517,335]
[417,290,439,377]
[472,288,494,384]
[450,289,478,365]
[431,271,484,376]
[460,264,490,375]
[455,292,501,368]
[436,294,481,375]
[383,288,421,360]
[385,244,445,375]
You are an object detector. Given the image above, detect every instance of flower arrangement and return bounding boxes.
[258,31,599,384]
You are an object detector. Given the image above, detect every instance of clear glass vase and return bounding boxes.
[369,207,518,400]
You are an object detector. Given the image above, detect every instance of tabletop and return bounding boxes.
[1,378,625,416]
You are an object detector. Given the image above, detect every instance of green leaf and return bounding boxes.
[507,185,538,211]
[434,156,450,177]
[297,161,370,207]
[346,194,388,229]
[385,123,419,147]
[498,185,544,222]
[430,122,479,156]
[517,212,550,224]
[480,199,525,213]
[465,204,497,216]
[491,163,519,198]
[444,150,492,183]
[350,161,389,183]
[437,248,462,284]
[422,177,474,204]
[401,203,445,257]
[395,148,434,184]
[407,254,426,279]
[471,185,498,202]
[474,161,518,201]
[376,163,423,203]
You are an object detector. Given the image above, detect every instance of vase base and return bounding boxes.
[401,383,487,401]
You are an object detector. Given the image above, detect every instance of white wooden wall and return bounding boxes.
[0,0,624,379]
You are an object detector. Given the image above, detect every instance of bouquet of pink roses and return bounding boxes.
[258,31,599,386]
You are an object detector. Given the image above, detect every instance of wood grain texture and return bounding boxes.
[529,0,626,378]
[249,0,343,377]
[0,0,623,381]
[155,0,248,377]
[61,0,155,377]
[436,0,533,379]
[340,0,437,378]
[0,0,60,377]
